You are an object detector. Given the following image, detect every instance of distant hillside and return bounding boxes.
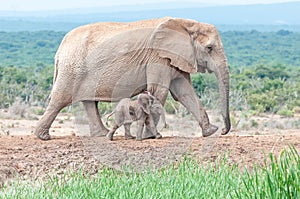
[0,2,300,31]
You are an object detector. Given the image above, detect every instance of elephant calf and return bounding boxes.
[106,93,166,141]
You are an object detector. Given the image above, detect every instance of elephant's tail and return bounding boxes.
[53,58,59,85]
[49,58,59,100]
[105,111,115,126]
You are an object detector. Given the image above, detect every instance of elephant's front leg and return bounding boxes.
[136,117,146,141]
[170,76,218,137]
[83,101,109,136]
[144,63,171,139]
[145,114,162,139]
[142,89,168,139]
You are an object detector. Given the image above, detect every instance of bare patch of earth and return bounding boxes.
[0,110,299,187]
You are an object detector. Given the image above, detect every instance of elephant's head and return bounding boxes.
[137,93,156,115]
[150,18,231,134]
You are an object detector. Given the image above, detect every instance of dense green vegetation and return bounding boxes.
[1,148,299,198]
[0,31,64,67]
[0,30,299,116]
[191,63,300,116]
[222,30,300,67]
[230,64,300,114]
[0,65,53,107]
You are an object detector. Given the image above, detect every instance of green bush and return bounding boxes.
[35,108,44,115]
[278,108,294,117]
[248,93,277,113]
[231,63,300,114]
[191,73,207,95]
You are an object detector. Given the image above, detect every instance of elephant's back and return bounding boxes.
[55,17,170,63]
[69,17,170,36]
[58,17,171,49]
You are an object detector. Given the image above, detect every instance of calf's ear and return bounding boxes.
[129,106,135,116]
[138,94,151,114]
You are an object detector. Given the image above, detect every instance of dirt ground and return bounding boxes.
[0,109,299,187]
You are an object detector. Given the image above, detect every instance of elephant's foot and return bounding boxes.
[221,128,229,135]
[142,130,156,139]
[142,134,156,139]
[35,127,51,140]
[139,132,162,140]
[125,134,135,140]
[106,132,114,141]
[202,124,218,137]
[90,128,109,137]
[136,136,143,141]
[155,132,162,139]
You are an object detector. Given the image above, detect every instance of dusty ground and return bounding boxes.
[0,109,299,187]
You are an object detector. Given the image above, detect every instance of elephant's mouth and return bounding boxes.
[197,61,208,73]
[203,61,213,73]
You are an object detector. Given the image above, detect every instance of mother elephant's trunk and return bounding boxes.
[215,62,231,134]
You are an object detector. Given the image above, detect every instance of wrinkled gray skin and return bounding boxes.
[35,17,231,140]
[106,93,164,141]
[150,98,168,130]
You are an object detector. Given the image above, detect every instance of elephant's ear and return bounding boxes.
[150,18,197,73]
[138,94,154,115]
[129,106,135,116]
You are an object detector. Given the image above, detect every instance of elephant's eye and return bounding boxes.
[207,45,213,53]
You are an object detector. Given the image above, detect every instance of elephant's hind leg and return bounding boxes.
[35,101,67,140]
[106,124,119,141]
[83,101,109,137]
[124,124,135,140]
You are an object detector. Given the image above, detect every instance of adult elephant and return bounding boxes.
[35,17,231,140]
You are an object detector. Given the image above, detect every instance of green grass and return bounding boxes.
[1,147,299,199]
